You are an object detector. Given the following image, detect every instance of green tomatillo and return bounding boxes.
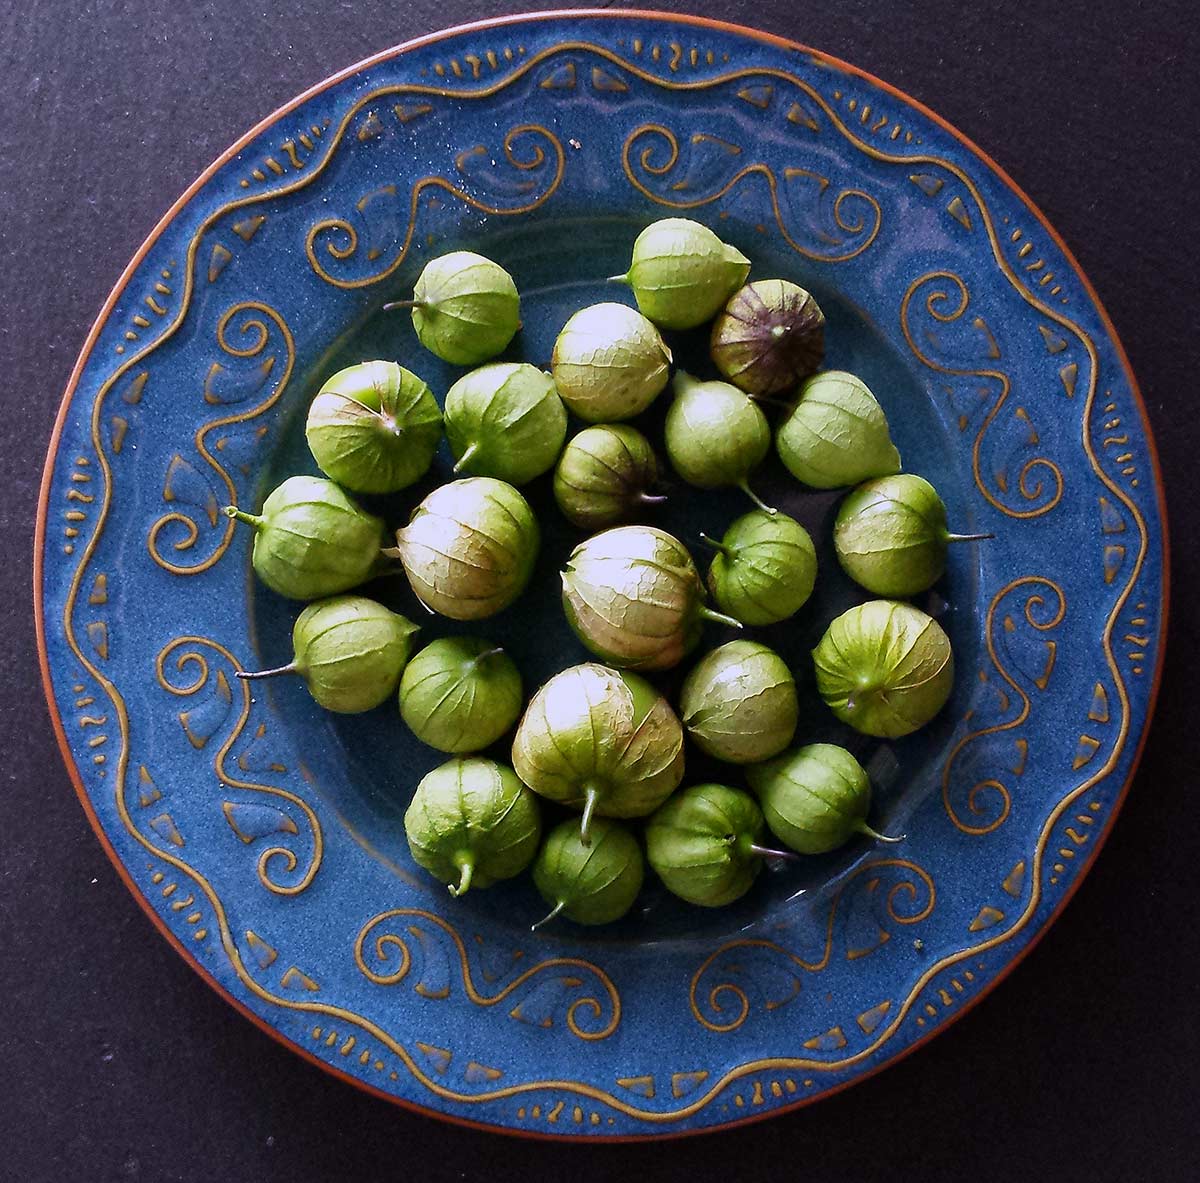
[747,743,899,854]
[813,600,954,737]
[710,279,825,396]
[679,640,798,764]
[561,525,742,671]
[511,663,685,844]
[304,360,443,494]
[611,218,751,330]
[646,784,793,908]
[703,510,817,626]
[531,817,644,929]
[224,475,385,601]
[388,251,521,366]
[387,477,539,620]
[551,302,672,422]
[399,637,523,753]
[238,595,419,713]
[776,370,901,489]
[834,473,991,596]
[665,372,775,513]
[444,362,567,486]
[404,757,542,896]
[553,424,666,531]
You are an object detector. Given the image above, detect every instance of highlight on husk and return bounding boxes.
[386,478,539,621]
[561,526,742,671]
[551,302,672,422]
[512,663,685,846]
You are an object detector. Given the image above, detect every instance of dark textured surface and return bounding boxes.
[3,1,1196,1179]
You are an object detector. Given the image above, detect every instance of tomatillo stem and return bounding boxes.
[236,663,298,681]
[698,532,733,557]
[224,506,263,529]
[448,857,475,897]
[699,606,744,630]
[531,900,565,932]
[749,843,800,861]
[738,479,778,516]
[452,441,480,474]
[579,785,600,847]
[858,821,904,844]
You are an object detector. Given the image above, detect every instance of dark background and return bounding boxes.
[3,2,1197,1180]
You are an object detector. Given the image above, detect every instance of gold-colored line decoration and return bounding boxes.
[354,909,620,1041]
[52,38,1152,1124]
[942,577,1068,835]
[305,124,564,289]
[622,123,881,262]
[154,637,322,895]
[689,860,935,1033]
[901,271,1064,519]
[147,302,294,575]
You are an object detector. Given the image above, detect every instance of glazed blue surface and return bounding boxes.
[39,13,1165,1136]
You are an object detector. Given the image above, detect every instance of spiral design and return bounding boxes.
[153,636,322,895]
[630,123,679,175]
[305,220,359,275]
[357,926,414,986]
[501,123,552,171]
[621,122,881,262]
[690,860,935,1032]
[147,301,293,576]
[901,271,1064,520]
[565,996,612,1041]
[957,779,1013,835]
[698,982,751,1034]
[155,642,211,696]
[354,909,620,1041]
[1021,584,1068,631]
[216,303,273,356]
[832,188,879,237]
[942,577,1067,835]
[882,862,937,924]
[147,514,201,567]
[305,123,564,289]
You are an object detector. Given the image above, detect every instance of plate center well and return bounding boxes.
[247,213,984,946]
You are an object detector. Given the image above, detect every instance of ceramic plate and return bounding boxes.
[36,10,1166,1139]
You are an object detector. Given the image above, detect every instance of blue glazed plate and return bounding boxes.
[36,10,1166,1139]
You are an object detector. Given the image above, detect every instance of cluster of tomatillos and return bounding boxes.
[225,219,989,928]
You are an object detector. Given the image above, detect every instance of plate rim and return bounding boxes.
[33,6,1170,1141]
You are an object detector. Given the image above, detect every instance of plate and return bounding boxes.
[35,10,1166,1138]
